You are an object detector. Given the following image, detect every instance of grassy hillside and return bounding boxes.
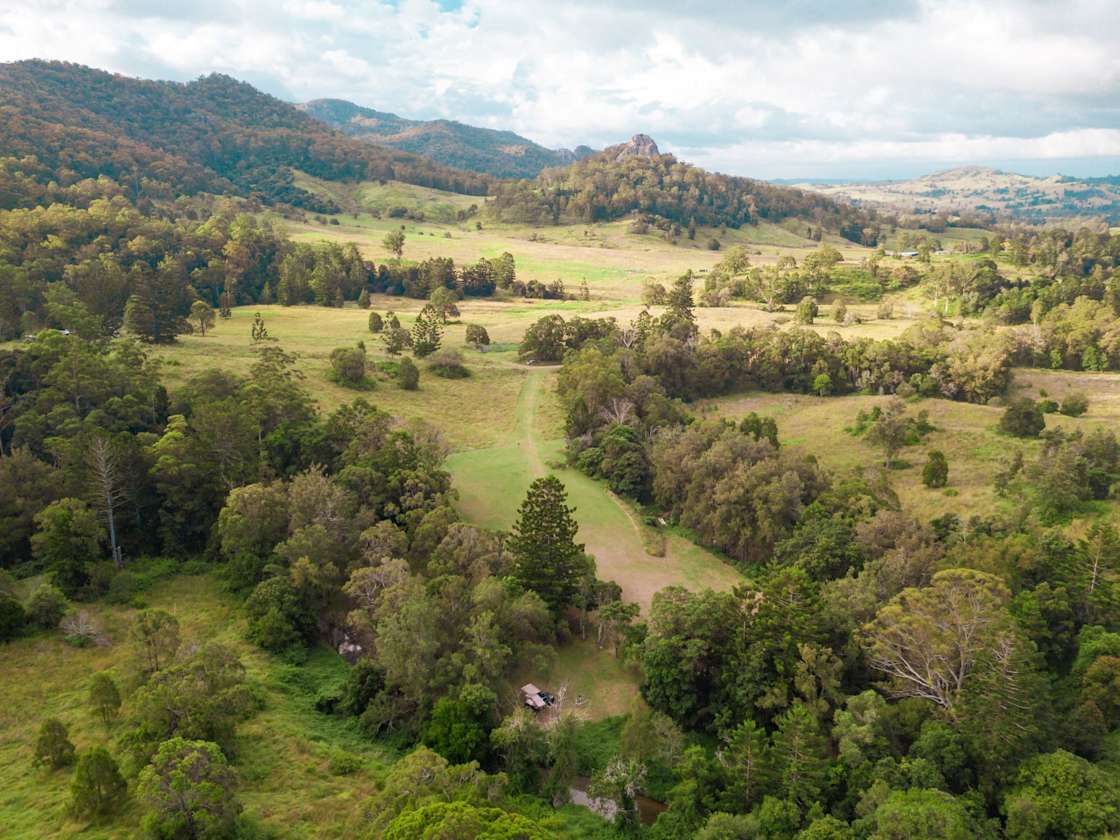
[0,573,395,839]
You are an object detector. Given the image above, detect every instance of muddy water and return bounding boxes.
[568,777,666,825]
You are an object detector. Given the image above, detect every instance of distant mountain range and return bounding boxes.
[797,166,1120,222]
[298,99,595,179]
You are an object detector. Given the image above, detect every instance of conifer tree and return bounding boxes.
[411,305,443,358]
[510,476,585,613]
[71,746,127,819]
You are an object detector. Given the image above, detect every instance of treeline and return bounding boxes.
[0,193,535,341]
[487,150,881,244]
[0,60,491,214]
[0,197,286,340]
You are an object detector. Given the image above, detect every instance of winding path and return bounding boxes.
[447,367,743,609]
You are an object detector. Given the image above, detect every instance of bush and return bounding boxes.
[398,357,419,390]
[428,349,469,379]
[796,297,818,325]
[0,595,26,642]
[329,347,369,388]
[1060,392,1089,417]
[105,570,142,605]
[1000,398,1046,438]
[465,324,490,348]
[245,576,313,652]
[706,238,721,251]
[833,301,847,323]
[34,718,75,768]
[1038,399,1059,414]
[25,583,69,630]
[368,312,383,333]
[922,450,949,488]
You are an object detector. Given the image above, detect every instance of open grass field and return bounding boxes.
[446,370,743,610]
[702,367,1120,524]
[0,574,394,839]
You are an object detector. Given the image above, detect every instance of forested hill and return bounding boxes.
[299,98,595,179]
[488,137,883,244]
[0,61,492,212]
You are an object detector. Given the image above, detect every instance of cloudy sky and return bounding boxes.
[1,0,1118,180]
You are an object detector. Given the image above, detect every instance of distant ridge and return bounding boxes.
[299,98,595,179]
[798,165,1120,222]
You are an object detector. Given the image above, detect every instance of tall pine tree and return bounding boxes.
[511,476,584,613]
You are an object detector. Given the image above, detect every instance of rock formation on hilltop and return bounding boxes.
[611,134,660,161]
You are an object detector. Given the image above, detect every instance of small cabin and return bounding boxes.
[521,683,550,711]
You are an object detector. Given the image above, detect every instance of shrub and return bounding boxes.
[796,297,818,325]
[358,289,371,309]
[0,595,26,642]
[1038,399,1059,414]
[1060,392,1089,417]
[1000,398,1045,438]
[329,347,368,388]
[833,301,848,323]
[368,312,383,333]
[34,718,75,769]
[25,583,69,630]
[428,349,470,379]
[245,576,313,652]
[465,324,490,348]
[922,450,949,488]
[706,238,721,251]
[398,357,419,390]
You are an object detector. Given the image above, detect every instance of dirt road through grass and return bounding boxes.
[447,369,742,609]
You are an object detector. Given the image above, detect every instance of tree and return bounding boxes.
[398,356,419,390]
[866,399,909,466]
[244,576,313,652]
[89,672,122,728]
[428,287,460,321]
[250,312,272,343]
[138,738,242,840]
[34,717,75,769]
[130,609,181,676]
[796,297,818,325]
[1003,749,1120,838]
[422,690,494,765]
[869,788,974,840]
[834,300,848,323]
[31,498,101,596]
[0,594,25,642]
[381,326,411,355]
[490,709,548,791]
[465,324,490,348]
[25,582,69,629]
[1000,398,1045,438]
[590,757,647,829]
[71,746,127,819]
[410,305,443,357]
[86,434,124,569]
[329,346,367,388]
[368,311,383,333]
[190,301,215,337]
[383,229,405,260]
[510,476,585,613]
[861,568,1025,717]
[720,718,772,810]
[922,450,949,488]
[772,702,829,808]
[357,288,371,309]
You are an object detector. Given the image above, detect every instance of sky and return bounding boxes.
[1,0,1118,180]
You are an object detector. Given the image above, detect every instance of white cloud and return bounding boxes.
[0,0,1117,178]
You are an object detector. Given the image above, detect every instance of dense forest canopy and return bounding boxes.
[0,60,492,213]
[489,149,882,243]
